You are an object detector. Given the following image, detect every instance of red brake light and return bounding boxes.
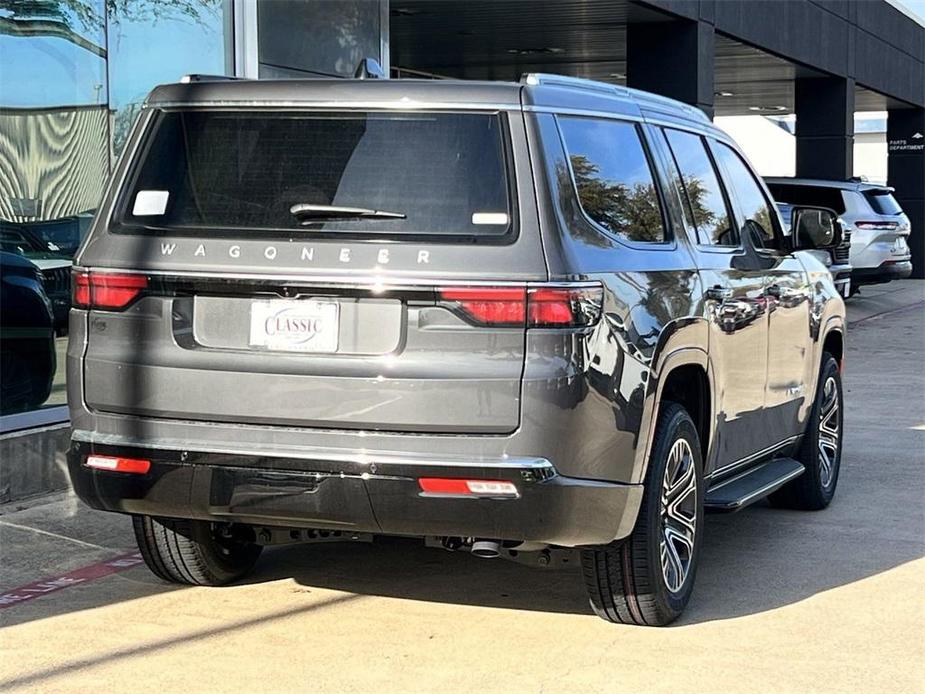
[85,455,151,474]
[438,283,603,328]
[73,271,148,310]
[73,272,90,307]
[438,286,526,326]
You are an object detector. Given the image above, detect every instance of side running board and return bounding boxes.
[705,458,805,512]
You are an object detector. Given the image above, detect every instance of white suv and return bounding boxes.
[765,177,912,289]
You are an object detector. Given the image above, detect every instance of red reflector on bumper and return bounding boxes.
[85,455,151,474]
[418,478,519,497]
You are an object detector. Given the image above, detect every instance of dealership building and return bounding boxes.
[1,0,923,501]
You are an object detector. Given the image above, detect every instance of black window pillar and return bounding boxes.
[795,76,855,180]
[627,19,715,119]
[888,107,925,279]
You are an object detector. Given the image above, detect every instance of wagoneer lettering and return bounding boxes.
[68,72,846,627]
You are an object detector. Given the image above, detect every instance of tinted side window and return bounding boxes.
[711,142,780,251]
[863,190,903,216]
[662,129,736,246]
[765,183,846,214]
[558,117,665,243]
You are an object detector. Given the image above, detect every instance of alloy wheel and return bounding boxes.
[818,375,841,489]
[659,438,697,594]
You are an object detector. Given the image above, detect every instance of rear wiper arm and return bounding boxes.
[289,203,406,224]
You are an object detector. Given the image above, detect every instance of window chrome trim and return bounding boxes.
[144,100,520,112]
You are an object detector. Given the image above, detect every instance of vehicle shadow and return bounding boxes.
[239,489,922,626]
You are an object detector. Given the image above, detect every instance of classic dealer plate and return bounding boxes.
[249,299,339,352]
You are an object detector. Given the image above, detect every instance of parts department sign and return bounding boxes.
[888,131,924,153]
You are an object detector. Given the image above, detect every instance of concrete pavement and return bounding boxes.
[1,281,923,693]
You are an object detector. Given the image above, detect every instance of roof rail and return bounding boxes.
[521,73,628,97]
[179,74,248,83]
[521,72,710,123]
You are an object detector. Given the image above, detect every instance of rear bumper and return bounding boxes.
[852,260,912,285]
[67,440,643,547]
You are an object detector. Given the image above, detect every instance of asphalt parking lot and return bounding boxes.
[1,281,923,693]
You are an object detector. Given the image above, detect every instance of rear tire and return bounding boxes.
[133,516,262,586]
[581,402,704,626]
[769,352,843,510]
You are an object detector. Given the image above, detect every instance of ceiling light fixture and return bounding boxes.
[715,90,735,97]
[506,47,565,56]
[748,105,788,113]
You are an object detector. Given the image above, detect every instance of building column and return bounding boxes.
[795,76,855,180]
[626,19,715,119]
[888,107,925,279]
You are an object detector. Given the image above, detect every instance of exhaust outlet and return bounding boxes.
[471,539,501,559]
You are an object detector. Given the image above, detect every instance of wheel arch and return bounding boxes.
[632,347,712,484]
[822,325,844,367]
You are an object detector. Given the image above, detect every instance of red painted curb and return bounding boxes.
[0,552,144,609]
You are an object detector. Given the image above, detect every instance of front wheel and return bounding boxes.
[770,352,843,510]
[133,516,262,586]
[581,402,704,626]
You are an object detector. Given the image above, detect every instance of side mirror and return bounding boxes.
[791,206,841,251]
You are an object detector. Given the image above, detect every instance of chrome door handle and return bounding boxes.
[704,286,733,302]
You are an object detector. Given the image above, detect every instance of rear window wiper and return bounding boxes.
[289,203,406,224]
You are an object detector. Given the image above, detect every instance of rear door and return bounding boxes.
[660,127,770,471]
[76,107,547,434]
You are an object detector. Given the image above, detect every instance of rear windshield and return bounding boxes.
[862,189,903,216]
[120,110,513,238]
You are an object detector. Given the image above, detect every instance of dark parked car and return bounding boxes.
[0,222,72,332]
[67,73,846,626]
[0,251,56,413]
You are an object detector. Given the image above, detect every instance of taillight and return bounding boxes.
[437,283,602,328]
[85,454,151,474]
[72,271,148,310]
[437,286,526,327]
[855,221,899,231]
[527,285,603,327]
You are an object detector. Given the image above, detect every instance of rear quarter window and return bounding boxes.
[862,190,903,216]
[557,116,666,243]
[118,110,514,240]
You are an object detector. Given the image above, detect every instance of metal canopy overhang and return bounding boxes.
[389,0,922,116]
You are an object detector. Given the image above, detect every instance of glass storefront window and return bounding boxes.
[1,0,108,416]
[0,0,230,419]
[257,0,382,78]
[108,0,228,154]
[1,0,387,423]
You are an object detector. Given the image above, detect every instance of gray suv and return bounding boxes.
[67,73,846,626]
[765,177,913,289]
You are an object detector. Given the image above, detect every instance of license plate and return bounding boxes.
[249,299,339,352]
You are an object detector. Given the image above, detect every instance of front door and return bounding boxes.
[763,255,813,442]
[709,139,812,457]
